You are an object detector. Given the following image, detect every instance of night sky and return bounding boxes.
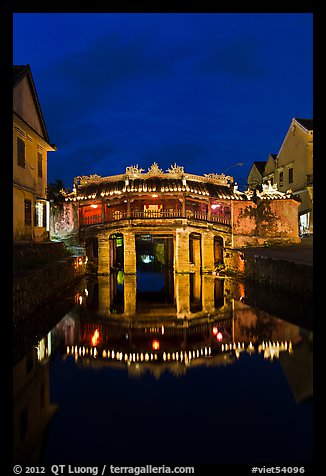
[13,13,313,191]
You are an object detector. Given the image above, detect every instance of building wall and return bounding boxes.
[13,72,54,242]
[276,121,313,195]
[13,76,44,136]
[13,121,49,241]
[247,165,263,189]
[262,119,313,234]
[232,198,300,247]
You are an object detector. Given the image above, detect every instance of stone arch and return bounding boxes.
[109,232,124,271]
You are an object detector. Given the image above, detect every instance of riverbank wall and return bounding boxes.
[13,242,87,323]
[224,240,313,299]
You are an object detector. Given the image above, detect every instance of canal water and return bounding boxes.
[13,270,313,465]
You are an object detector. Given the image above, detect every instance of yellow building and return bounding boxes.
[248,118,313,236]
[13,65,56,241]
[271,118,313,235]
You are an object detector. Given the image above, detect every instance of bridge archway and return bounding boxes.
[109,232,124,271]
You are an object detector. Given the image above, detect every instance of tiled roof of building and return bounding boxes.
[295,118,313,131]
[74,177,246,201]
[253,161,266,175]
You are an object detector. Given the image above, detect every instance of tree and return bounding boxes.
[47,179,66,203]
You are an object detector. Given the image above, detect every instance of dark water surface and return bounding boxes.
[13,272,313,465]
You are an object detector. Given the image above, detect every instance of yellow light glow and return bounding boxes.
[91,329,100,346]
[152,339,160,351]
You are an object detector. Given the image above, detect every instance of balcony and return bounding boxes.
[80,209,231,227]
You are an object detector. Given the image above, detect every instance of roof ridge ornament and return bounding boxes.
[125,164,145,177]
[74,174,102,186]
[167,163,185,176]
[204,172,232,186]
[147,162,164,175]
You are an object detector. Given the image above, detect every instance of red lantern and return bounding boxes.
[212,326,218,335]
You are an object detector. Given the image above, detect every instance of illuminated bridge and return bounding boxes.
[62,163,300,275]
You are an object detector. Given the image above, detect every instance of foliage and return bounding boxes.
[47,179,66,203]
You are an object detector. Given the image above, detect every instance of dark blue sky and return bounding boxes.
[13,13,313,190]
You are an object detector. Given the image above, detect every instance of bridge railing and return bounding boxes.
[80,210,231,227]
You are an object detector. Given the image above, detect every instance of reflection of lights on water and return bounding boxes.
[79,295,83,305]
[117,271,124,285]
[212,327,223,341]
[36,332,52,362]
[91,329,100,346]
[140,255,155,264]
[152,339,160,350]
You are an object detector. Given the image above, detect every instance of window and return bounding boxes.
[17,137,25,167]
[289,167,294,184]
[24,199,32,226]
[279,171,284,186]
[38,152,43,178]
[35,202,46,227]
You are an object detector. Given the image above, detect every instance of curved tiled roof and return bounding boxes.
[73,177,245,201]
[64,165,297,202]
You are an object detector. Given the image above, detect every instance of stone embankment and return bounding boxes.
[228,237,313,299]
[13,241,86,322]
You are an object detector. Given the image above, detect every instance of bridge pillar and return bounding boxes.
[202,274,215,314]
[98,237,110,275]
[190,233,201,272]
[98,275,111,316]
[123,232,136,274]
[175,228,190,273]
[124,274,137,316]
[175,273,190,318]
[201,231,215,273]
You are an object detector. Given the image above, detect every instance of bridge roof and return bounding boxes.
[71,176,247,201]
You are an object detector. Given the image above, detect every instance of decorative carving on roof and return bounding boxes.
[167,163,184,176]
[125,165,145,177]
[74,174,102,186]
[246,180,293,200]
[147,162,164,175]
[204,173,232,185]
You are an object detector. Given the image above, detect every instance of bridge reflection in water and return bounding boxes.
[65,272,312,386]
[13,272,313,464]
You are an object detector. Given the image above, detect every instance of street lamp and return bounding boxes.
[224,162,244,173]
